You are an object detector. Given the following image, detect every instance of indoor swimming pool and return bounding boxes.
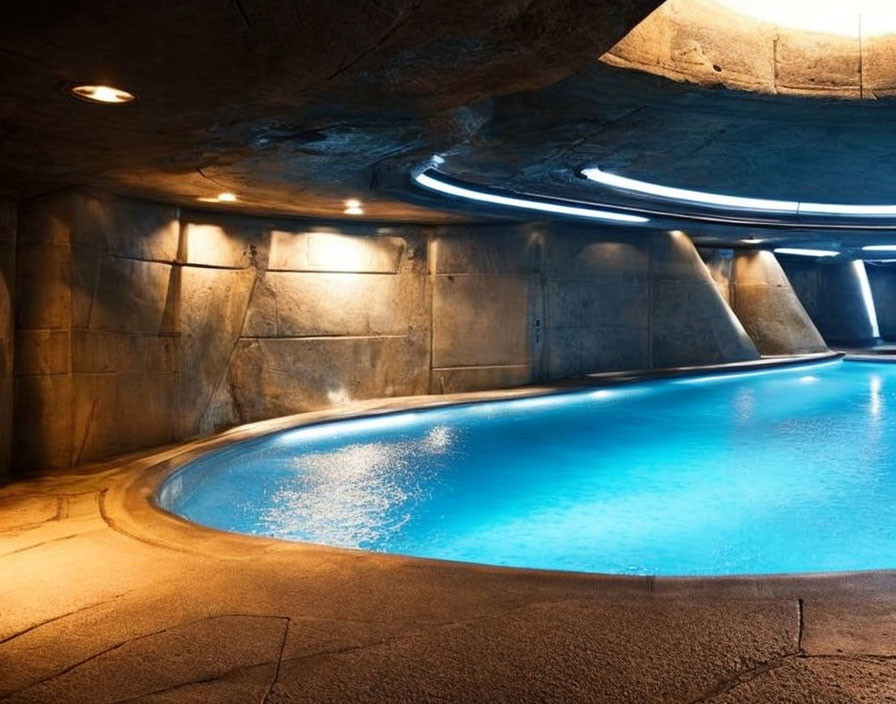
[158,359,896,576]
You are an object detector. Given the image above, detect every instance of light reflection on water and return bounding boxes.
[161,361,896,576]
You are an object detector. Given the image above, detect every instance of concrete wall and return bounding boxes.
[0,199,14,478]
[865,263,896,340]
[11,188,759,471]
[780,258,878,346]
[702,249,827,355]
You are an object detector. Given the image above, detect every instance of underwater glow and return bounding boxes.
[161,360,896,576]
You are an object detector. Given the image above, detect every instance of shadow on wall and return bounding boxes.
[779,258,880,347]
[0,199,14,478]
[11,188,763,471]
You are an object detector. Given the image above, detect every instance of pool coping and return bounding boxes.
[101,348,896,597]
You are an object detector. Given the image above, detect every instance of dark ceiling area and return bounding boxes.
[0,0,661,221]
[5,0,896,245]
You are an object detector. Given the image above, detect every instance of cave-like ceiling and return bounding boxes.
[5,0,896,249]
[0,0,662,222]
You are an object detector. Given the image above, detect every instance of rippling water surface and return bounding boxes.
[159,360,896,575]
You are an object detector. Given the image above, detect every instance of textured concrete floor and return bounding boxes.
[2,389,896,703]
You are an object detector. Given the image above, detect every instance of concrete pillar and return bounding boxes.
[780,258,878,346]
[729,251,827,355]
[865,263,896,341]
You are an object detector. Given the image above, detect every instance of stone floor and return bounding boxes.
[2,384,896,703]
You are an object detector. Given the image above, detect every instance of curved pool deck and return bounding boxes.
[3,352,896,703]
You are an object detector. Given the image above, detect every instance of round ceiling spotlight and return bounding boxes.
[344,199,364,215]
[67,84,135,104]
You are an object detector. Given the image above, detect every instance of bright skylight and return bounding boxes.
[713,0,896,39]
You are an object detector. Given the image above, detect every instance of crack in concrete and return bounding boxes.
[262,617,290,703]
[689,653,798,704]
[0,532,84,557]
[0,614,289,701]
[0,594,126,646]
[688,597,805,704]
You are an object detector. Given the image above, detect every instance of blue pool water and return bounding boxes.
[158,359,896,576]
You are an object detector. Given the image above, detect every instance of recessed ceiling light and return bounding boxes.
[742,237,763,244]
[862,244,896,252]
[216,192,237,202]
[68,84,135,104]
[344,199,364,215]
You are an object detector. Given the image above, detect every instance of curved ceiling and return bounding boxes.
[4,0,896,245]
[603,0,896,98]
[0,0,661,221]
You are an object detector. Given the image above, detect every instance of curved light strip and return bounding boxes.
[773,248,839,257]
[863,244,896,252]
[582,166,797,212]
[582,166,896,218]
[415,172,649,224]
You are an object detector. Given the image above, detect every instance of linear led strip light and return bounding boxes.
[414,171,649,224]
[773,248,839,257]
[582,166,896,218]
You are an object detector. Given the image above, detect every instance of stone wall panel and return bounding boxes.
[431,274,532,369]
[228,336,429,422]
[178,266,256,437]
[87,258,174,333]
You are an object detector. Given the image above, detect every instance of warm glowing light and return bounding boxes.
[853,259,881,339]
[68,84,135,104]
[583,166,896,218]
[713,0,896,39]
[774,248,840,257]
[217,192,237,202]
[863,244,896,252]
[415,171,649,224]
[344,199,364,215]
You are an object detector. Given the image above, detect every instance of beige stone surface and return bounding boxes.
[433,227,541,275]
[182,216,267,269]
[246,271,426,338]
[704,250,828,356]
[268,230,406,273]
[432,274,533,369]
[603,0,876,98]
[73,189,179,262]
[87,257,174,334]
[228,336,430,421]
[177,266,257,437]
